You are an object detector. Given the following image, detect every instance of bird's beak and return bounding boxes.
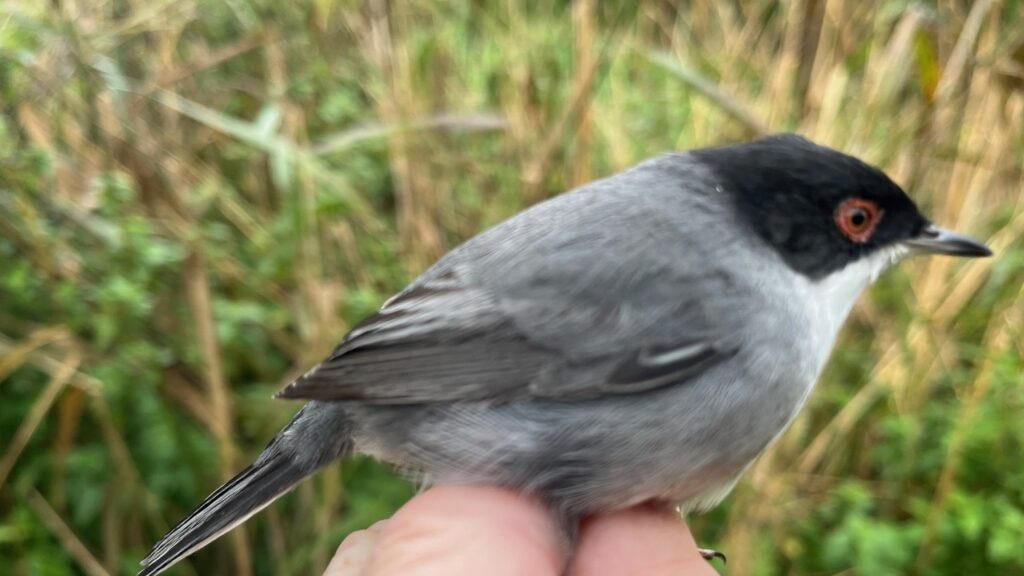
[903,224,992,258]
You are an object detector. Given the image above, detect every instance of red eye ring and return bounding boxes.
[835,198,882,243]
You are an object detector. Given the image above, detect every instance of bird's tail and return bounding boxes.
[139,403,352,576]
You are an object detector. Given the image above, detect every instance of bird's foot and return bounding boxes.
[699,548,727,564]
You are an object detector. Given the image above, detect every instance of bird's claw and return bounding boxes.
[699,547,727,564]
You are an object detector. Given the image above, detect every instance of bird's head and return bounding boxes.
[692,134,991,284]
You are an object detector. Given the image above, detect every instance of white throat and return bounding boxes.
[799,245,908,369]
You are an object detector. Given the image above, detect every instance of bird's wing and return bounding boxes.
[276,272,738,403]
[277,155,746,404]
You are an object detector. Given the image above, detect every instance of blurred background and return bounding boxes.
[1,1,1022,575]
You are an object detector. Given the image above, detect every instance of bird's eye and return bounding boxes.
[835,198,882,243]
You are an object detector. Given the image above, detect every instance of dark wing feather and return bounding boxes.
[279,327,558,403]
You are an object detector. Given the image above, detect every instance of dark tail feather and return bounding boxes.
[139,403,353,576]
[138,452,307,576]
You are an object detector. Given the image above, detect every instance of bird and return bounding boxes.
[139,134,991,575]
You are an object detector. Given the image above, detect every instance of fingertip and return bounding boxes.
[364,486,563,576]
[570,504,719,576]
[325,523,385,576]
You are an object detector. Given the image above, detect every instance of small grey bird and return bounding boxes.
[140,134,991,575]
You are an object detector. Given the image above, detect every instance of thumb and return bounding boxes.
[326,486,563,576]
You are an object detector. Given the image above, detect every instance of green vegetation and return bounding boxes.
[1,1,1022,574]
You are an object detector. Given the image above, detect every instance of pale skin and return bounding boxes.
[323,485,719,576]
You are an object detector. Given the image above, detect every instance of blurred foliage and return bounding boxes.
[1,0,1023,575]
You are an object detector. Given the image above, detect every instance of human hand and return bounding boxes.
[324,485,719,576]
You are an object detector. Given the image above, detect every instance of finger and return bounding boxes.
[324,520,389,576]
[570,503,719,576]
[363,485,563,576]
